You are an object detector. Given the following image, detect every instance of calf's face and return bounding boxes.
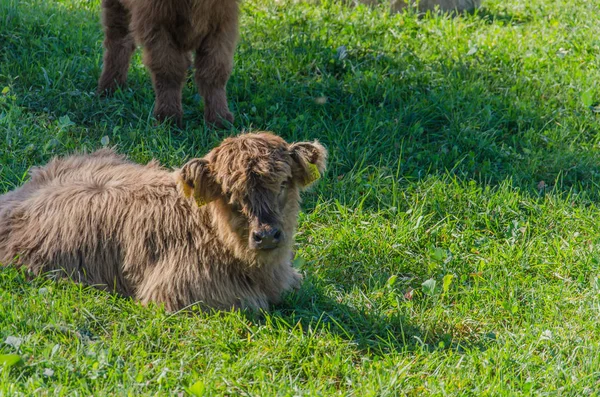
[179,133,327,262]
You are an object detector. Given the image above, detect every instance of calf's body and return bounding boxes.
[0,133,327,311]
[98,0,238,126]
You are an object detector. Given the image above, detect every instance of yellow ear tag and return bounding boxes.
[180,179,206,208]
[307,163,321,183]
[181,181,193,198]
[193,193,207,208]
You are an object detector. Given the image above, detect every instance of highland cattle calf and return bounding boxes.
[97,0,239,127]
[0,132,327,312]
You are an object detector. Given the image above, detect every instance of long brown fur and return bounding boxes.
[0,132,327,312]
[97,0,239,127]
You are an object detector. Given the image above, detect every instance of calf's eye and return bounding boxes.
[231,202,243,213]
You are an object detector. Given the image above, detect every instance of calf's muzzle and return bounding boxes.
[250,226,283,250]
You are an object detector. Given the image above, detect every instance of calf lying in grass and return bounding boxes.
[0,132,327,312]
[97,0,239,127]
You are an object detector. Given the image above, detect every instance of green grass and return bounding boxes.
[2,0,600,394]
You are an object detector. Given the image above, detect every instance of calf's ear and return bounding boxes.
[289,141,328,187]
[178,158,221,207]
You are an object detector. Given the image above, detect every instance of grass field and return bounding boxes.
[2,0,600,394]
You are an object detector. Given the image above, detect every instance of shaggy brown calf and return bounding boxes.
[97,0,238,127]
[0,133,327,312]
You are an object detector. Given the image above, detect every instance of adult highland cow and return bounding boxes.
[0,132,327,312]
[97,0,238,127]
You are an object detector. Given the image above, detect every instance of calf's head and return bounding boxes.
[179,132,327,264]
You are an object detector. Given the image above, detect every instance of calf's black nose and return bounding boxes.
[252,228,282,249]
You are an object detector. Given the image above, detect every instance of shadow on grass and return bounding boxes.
[2,0,600,199]
[470,6,533,25]
[0,0,160,130]
[263,278,490,356]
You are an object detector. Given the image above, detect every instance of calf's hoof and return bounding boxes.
[154,108,183,128]
[97,84,116,97]
[205,108,234,129]
[97,78,125,97]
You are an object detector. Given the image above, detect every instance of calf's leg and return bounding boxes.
[97,0,135,94]
[194,12,238,128]
[142,30,191,125]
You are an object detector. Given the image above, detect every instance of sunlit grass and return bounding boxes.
[2,0,600,394]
